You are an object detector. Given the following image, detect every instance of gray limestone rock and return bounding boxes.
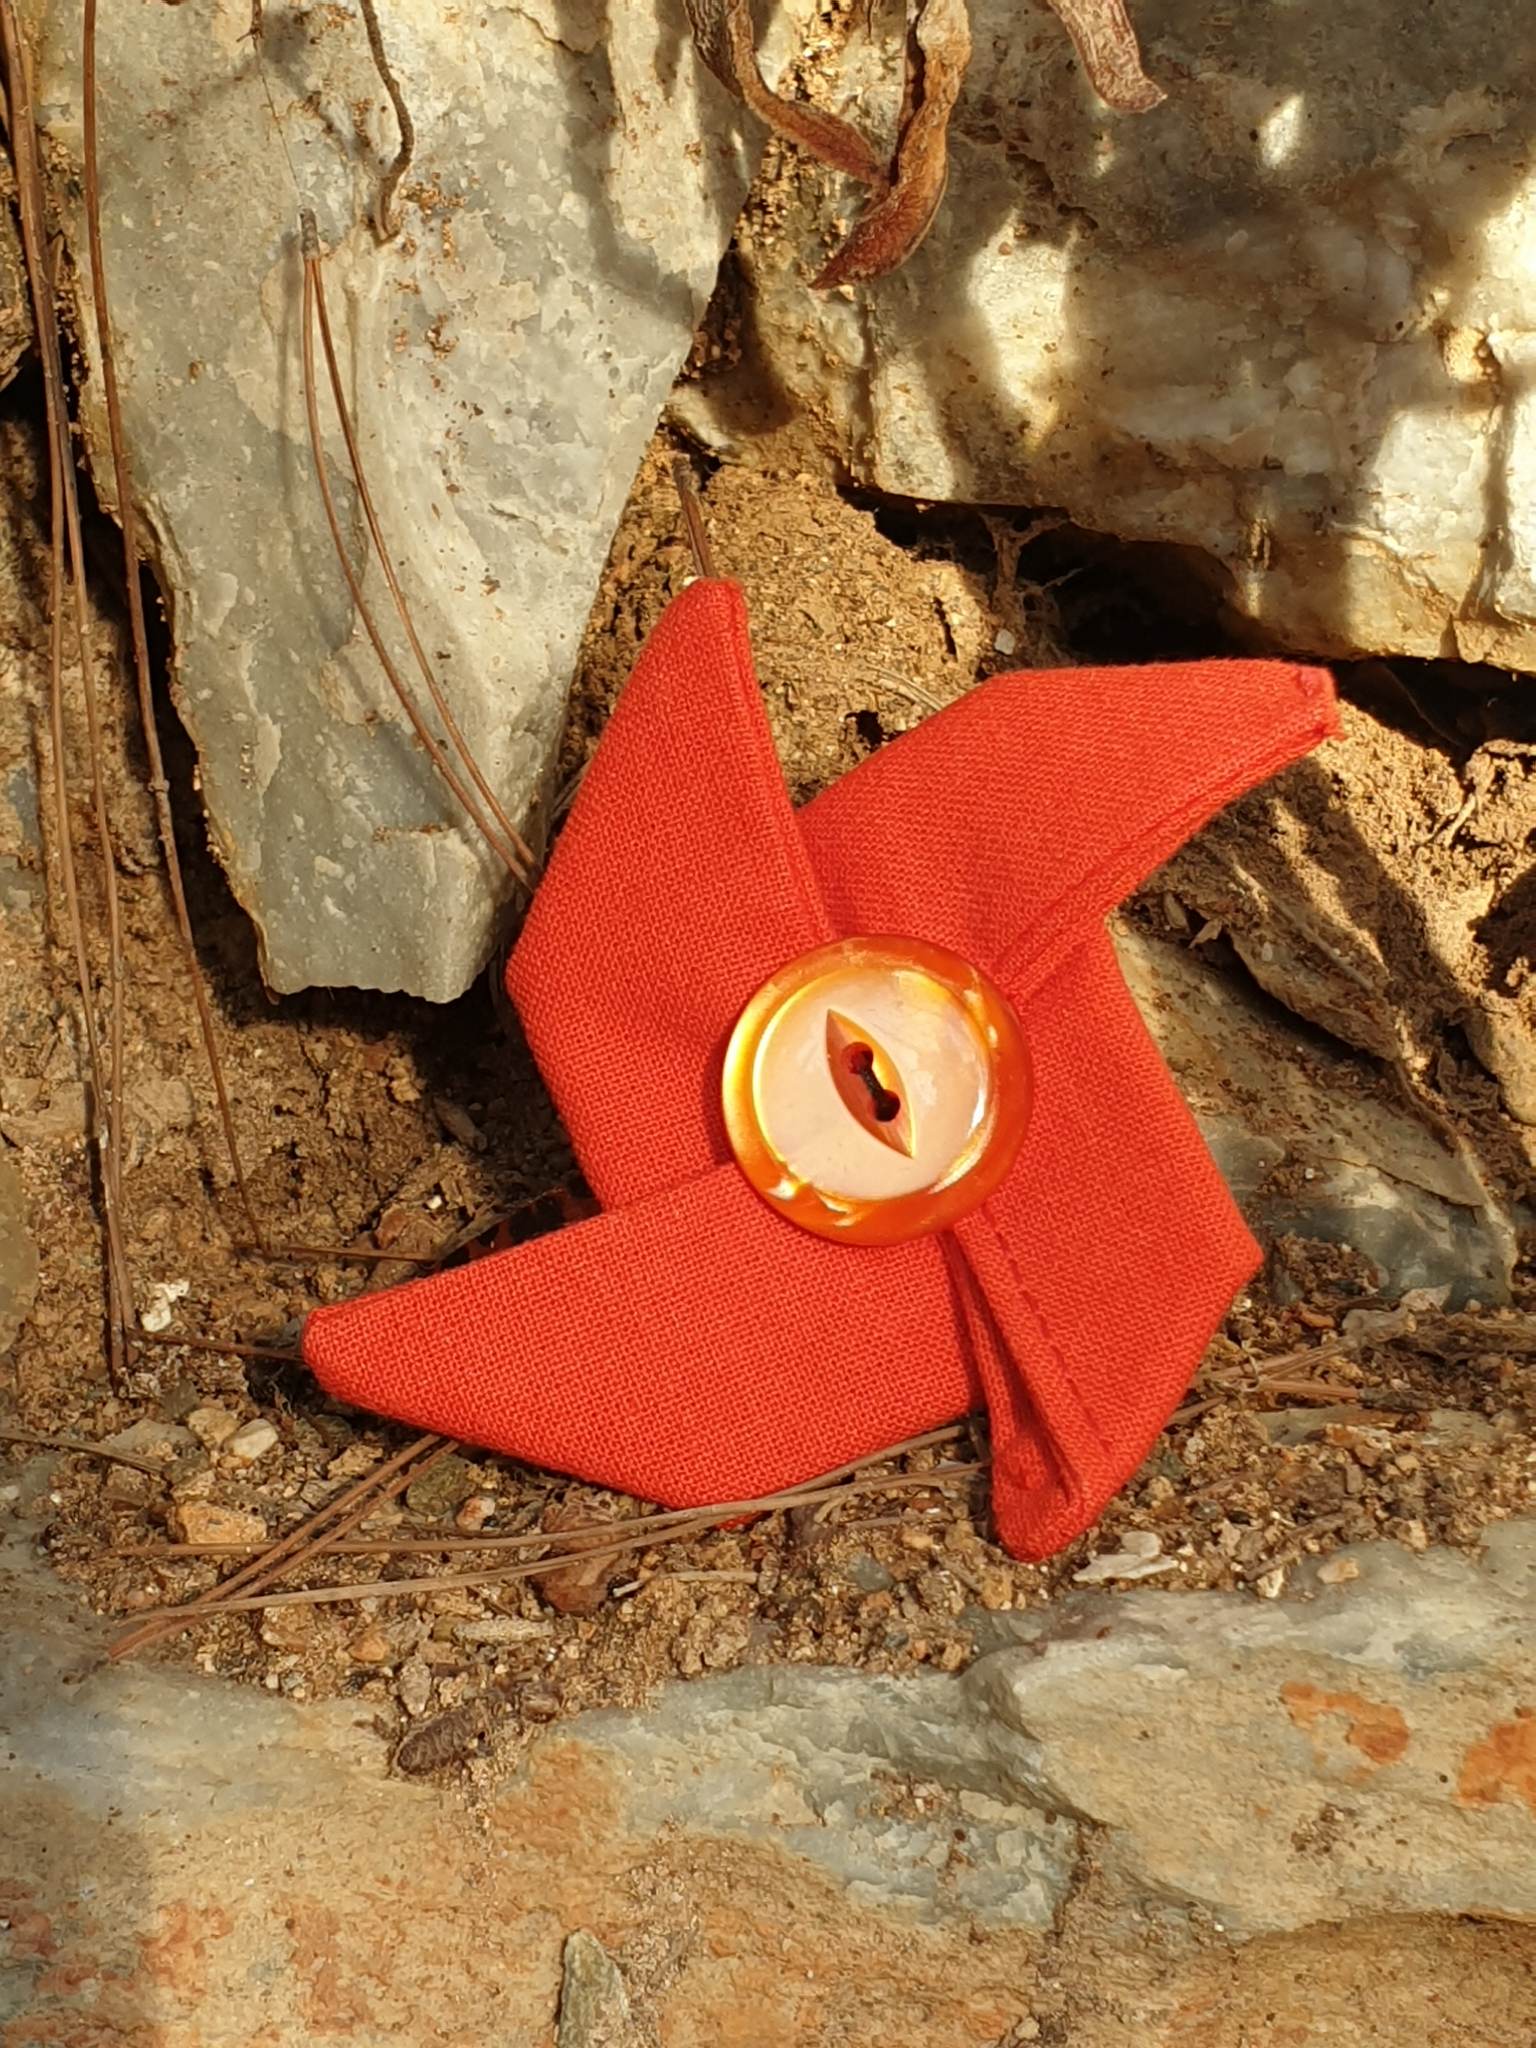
[569,1664,1077,1929]
[962,1532,1536,1934]
[676,0,1536,670]
[557,1931,632,2048]
[4,1521,1534,2039]
[1116,926,1520,1303]
[564,1524,1536,1937]
[23,0,808,999]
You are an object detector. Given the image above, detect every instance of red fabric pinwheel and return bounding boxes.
[304,582,1337,1558]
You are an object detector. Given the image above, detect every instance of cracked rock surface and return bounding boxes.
[23,0,806,999]
[678,0,1536,670]
[5,1521,1534,2042]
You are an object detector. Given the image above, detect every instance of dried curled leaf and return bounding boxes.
[535,1499,623,1616]
[1040,0,1165,113]
[683,0,883,185]
[684,0,1163,292]
[814,0,971,289]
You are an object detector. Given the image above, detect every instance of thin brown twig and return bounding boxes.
[307,227,534,874]
[114,1463,987,1559]
[1209,1340,1348,1384]
[1167,1396,1219,1426]
[126,1514,717,1619]
[81,0,266,1254]
[2,0,131,1384]
[237,1188,567,1268]
[117,1434,977,1622]
[671,458,717,580]
[235,1239,445,1267]
[128,1330,302,1364]
[299,215,530,881]
[356,0,415,239]
[105,1431,446,1661]
[650,1568,758,1585]
[1253,1379,1363,1405]
[0,1426,162,1476]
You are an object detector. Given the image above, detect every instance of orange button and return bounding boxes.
[722,936,1031,1245]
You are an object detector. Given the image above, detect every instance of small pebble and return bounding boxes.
[226,1419,279,1464]
[557,1931,630,2048]
[138,1278,189,1334]
[348,1627,394,1666]
[187,1405,238,1449]
[260,1605,319,1651]
[1254,1565,1288,1600]
[171,1500,267,1547]
[1316,1555,1361,1585]
[326,1443,382,1482]
[397,1655,434,1717]
[849,1555,894,1594]
[405,1454,478,1519]
[977,1567,1014,1611]
[451,1616,553,1645]
[1341,1304,1414,1345]
[454,1492,497,1535]
[102,1420,192,1464]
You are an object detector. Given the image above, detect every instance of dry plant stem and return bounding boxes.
[357,0,415,239]
[299,221,529,879]
[129,1515,719,1619]
[80,0,265,1253]
[1258,1378,1362,1404]
[121,1434,976,1623]
[241,1187,571,1266]
[307,230,533,873]
[671,458,718,580]
[0,1426,162,1476]
[813,0,969,288]
[1,0,130,1381]
[1167,1396,1218,1425]
[307,215,531,868]
[1043,0,1164,112]
[238,1239,445,1266]
[105,1431,447,1661]
[119,1463,986,1558]
[1195,1341,1346,1389]
[129,1330,302,1364]
[683,0,883,184]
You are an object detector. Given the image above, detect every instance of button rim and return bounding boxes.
[721,934,1031,1246]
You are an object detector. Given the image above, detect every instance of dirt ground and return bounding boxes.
[2,388,1535,1779]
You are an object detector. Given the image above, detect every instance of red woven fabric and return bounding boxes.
[304,581,1337,1558]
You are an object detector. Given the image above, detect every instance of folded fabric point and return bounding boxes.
[303,580,1338,1560]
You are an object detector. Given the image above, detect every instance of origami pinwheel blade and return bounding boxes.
[304,582,1337,1558]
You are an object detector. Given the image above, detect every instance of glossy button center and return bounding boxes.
[722,936,1030,1244]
